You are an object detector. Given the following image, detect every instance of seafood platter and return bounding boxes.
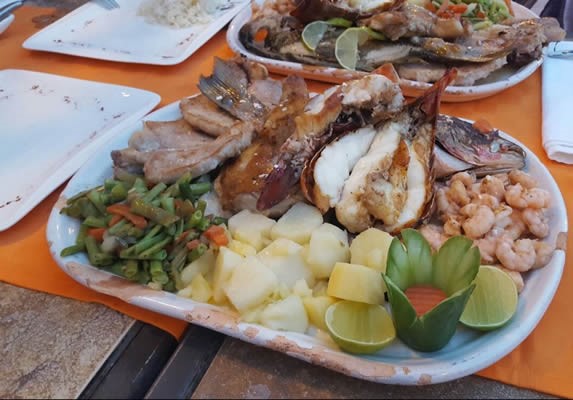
[227,0,567,101]
[47,56,567,384]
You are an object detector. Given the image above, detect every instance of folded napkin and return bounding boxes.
[542,41,573,164]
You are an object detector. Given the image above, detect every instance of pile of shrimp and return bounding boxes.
[420,170,556,292]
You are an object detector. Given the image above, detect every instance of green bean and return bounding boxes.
[212,216,227,226]
[60,244,85,257]
[61,202,82,218]
[104,262,125,278]
[174,219,184,239]
[110,183,128,203]
[131,178,148,194]
[196,199,207,214]
[122,260,139,280]
[85,236,101,265]
[197,218,211,232]
[139,237,172,259]
[87,190,108,215]
[135,233,168,255]
[188,210,203,229]
[137,262,151,284]
[66,188,92,205]
[163,280,176,293]
[160,196,175,215]
[189,182,212,197]
[107,219,128,235]
[114,169,141,187]
[104,179,121,192]
[142,183,167,203]
[176,199,195,217]
[93,252,114,266]
[76,224,89,246]
[166,224,177,237]
[150,261,169,285]
[131,198,180,227]
[122,250,167,261]
[188,243,207,263]
[170,246,188,272]
[83,216,108,228]
[79,197,101,218]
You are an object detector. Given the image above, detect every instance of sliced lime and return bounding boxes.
[302,21,330,51]
[325,300,396,354]
[460,265,518,331]
[334,27,385,70]
[326,17,353,28]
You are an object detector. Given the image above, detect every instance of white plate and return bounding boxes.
[0,14,14,36]
[0,69,160,231]
[226,1,542,102]
[46,100,567,385]
[22,0,250,66]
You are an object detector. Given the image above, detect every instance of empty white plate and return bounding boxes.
[0,14,14,36]
[0,69,160,231]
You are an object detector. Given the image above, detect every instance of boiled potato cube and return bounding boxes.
[327,262,385,304]
[303,296,337,331]
[228,210,276,251]
[240,303,266,324]
[225,256,278,312]
[305,223,350,279]
[227,240,257,257]
[270,202,323,244]
[260,295,309,333]
[350,228,394,273]
[258,238,315,289]
[212,247,244,304]
[181,249,216,287]
[190,274,213,303]
[177,286,193,299]
[293,279,313,298]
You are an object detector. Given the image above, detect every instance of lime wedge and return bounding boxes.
[325,300,396,354]
[302,21,330,51]
[334,27,384,71]
[326,17,353,28]
[460,265,518,331]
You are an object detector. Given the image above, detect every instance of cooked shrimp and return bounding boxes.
[450,171,475,188]
[444,216,462,236]
[532,240,556,269]
[436,187,459,216]
[509,170,537,189]
[504,209,527,240]
[505,184,551,210]
[522,208,550,238]
[472,193,500,209]
[495,238,536,272]
[460,204,495,239]
[475,235,499,264]
[447,180,471,206]
[420,224,448,251]
[480,175,506,201]
[493,204,513,229]
[523,188,551,209]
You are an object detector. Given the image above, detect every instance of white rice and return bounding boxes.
[139,0,230,28]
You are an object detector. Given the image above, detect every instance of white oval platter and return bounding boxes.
[46,100,567,385]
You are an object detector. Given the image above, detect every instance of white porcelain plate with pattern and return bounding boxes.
[46,99,567,385]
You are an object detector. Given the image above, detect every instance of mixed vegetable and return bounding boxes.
[59,172,229,292]
[417,0,514,28]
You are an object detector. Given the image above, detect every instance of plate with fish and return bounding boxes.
[47,58,567,385]
[226,0,566,101]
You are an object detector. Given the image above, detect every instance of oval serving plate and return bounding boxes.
[46,100,567,385]
[226,1,542,103]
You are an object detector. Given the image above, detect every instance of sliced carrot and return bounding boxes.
[186,239,201,251]
[108,214,123,227]
[203,225,229,247]
[436,0,450,15]
[426,2,437,12]
[405,286,448,316]
[87,228,106,242]
[106,204,148,229]
[176,230,192,244]
[503,0,514,16]
[254,28,268,42]
[477,10,486,18]
[449,4,467,13]
[473,118,494,134]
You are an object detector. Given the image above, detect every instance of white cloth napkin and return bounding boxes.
[542,41,573,164]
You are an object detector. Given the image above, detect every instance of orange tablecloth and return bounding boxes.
[1,6,571,397]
